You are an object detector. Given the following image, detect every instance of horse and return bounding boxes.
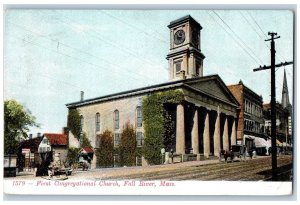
[219,149,234,162]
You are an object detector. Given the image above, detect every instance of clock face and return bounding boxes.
[174,29,185,45]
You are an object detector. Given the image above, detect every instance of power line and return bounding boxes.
[239,11,270,50]
[207,11,285,89]
[46,11,168,71]
[246,11,287,63]
[206,11,262,66]
[11,34,160,89]
[212,11,265,65]
[100,10,168,44]
[9,22,161,85]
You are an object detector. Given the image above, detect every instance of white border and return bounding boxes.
[1,0,298,203]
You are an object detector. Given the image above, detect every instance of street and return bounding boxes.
[11,155,292,181]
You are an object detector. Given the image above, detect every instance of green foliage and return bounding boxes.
[95,130,114,168]
[4,100,39,154]
[67,109,81,140]
[142,90,184,165]
[119,121,136,166]
[67,109,91,148]
[66,147,80,166]
[81,132,92,148]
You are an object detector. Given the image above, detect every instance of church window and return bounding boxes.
[175,61,182,73]
[95,113,100,132]
[114,110,119,130]
[136,106,142,127]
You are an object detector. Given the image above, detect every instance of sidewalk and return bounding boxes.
[72,156,268,180]
[8,155,269,180]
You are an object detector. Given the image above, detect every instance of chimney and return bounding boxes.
[63,127,70,146]
[29,134,32,139]
[37,133,41,138]
[80,91,84,101]
[63,127,69,136]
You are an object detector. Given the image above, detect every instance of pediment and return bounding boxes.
[184,76,239,106]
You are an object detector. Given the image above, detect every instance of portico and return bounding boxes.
[174,101,238,159]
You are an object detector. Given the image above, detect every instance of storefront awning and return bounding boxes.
[282,142,291,147]
[244,135,255,140]
[254,137,271,148]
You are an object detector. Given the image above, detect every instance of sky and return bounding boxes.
[3,9,294,136]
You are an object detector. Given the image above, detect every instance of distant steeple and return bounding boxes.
[281,69,290,108]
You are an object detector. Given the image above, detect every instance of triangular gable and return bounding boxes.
[184,75,239,106]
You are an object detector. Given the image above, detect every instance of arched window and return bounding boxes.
[80,115,84,133]
[95,113,100,132]
[114,110,119,130]
[136,106,142,127]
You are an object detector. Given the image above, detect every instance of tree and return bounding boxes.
[119,121,136,166]
[66,147,80,166]
[4,100,39,154]
[95,130,114,168]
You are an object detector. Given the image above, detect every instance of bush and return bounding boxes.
[95,130,114,168]
[119,121,136,166]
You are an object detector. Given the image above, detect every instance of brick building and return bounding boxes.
[227,80,265,153]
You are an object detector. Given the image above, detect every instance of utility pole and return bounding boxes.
[253,32,293,181]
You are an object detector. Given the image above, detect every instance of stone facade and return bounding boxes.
[77,95,143,148]
[66,15,240,168]
[67,75,239,167]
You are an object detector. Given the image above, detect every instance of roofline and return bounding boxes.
[183,84,239,108]
[212,75,240,107]
[227,82,263,102]
[43,133,66,136]
[66,74,225,108]
[168,15,202,29]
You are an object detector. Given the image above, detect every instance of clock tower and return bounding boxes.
[167,15,205,81]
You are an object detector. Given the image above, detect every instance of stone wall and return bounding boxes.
[77,95,144,148]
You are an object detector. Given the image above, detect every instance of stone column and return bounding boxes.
[191,109,199,155]
[231,119,237,146]
[176,104,185,154]
[213,108,221,156]
[223,116,229,151]
[203,111,210,158]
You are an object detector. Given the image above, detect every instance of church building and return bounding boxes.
[66,15,240,168]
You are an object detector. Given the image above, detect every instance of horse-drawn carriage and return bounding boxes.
[219,145,247,162]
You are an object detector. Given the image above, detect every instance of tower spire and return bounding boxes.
[281,69,290,108]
